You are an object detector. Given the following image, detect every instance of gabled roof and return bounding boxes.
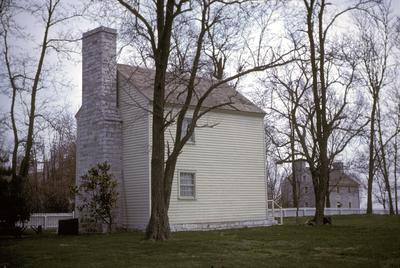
[284,169,360,187]
[329,170,360,187]
[117,64,265,115]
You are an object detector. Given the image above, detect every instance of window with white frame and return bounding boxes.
[182,117,195,143]
[179,171,196,199]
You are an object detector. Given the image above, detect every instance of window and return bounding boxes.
[304,186,308,194]
[179,171,196,199]
[336,186,340,193]
[182,117,195,143]
[336,202,342,208]
[349,202,352,208]
[305,202,309,207]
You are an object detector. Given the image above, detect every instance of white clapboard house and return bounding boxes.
[76,27,273,231]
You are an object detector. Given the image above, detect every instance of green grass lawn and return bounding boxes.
[1,215,399,268]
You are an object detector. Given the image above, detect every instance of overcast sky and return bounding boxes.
[1,1,400,117]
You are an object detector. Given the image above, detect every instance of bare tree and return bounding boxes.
[28,108,76,213]
[1,0,82,177]
[354,0,397,214]
[260,56,311,218]
[286,0,371,224]
[0,0,84,227]
[106,0,298,240]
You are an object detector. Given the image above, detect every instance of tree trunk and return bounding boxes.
[367,92,378,214]
[315,191,326,225]
[377,108,395,215]
[19,11,52,178]
[146,66,169,240]
[395,111,399,215]
[395,138,399,215]
[290,106,299,222]
[325,173,331,208]
[325,189,331,208]
[3,30,19,180]
[314,152,329,225]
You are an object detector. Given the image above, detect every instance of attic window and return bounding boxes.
[179,171,196,199]
[182,117,195,143]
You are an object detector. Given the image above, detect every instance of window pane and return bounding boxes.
[180,172,195,198]
[182,118,195,142]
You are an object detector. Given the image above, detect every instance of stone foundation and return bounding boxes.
[170,219,275,232]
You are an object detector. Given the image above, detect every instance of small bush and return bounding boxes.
[74,162,118,233]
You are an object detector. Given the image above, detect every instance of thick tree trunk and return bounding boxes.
[314,152,329,225]
[146,65,169,240]
[146,125,171,239]
[146,199,170,240]
[314,190,326,225]
[144,0,176,241]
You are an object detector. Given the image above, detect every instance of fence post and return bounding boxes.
[272,202,275,219]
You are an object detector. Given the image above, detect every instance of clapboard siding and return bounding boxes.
[149,109,267,225]
[119,76,150,229]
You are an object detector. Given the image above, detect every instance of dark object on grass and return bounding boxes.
[306,216,332,226]
[58,219,79,235]
[31,225,42,234]
[13,225,26,238]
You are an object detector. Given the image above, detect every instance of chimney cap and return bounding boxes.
[82,26,117,39]
[332,161,344,170]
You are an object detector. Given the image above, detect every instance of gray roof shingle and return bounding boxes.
[117,64,265,115]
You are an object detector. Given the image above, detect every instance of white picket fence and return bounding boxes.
[24,208,390,230]
[274,207,389,218]
[25,212,75,229]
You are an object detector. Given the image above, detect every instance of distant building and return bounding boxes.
[281,160,360,208]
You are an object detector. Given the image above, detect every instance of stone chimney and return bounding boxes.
[76,27,126,230]
[332,161,344,171]
[293,159,307,172]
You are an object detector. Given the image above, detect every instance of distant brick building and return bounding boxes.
[281,160,360,208]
